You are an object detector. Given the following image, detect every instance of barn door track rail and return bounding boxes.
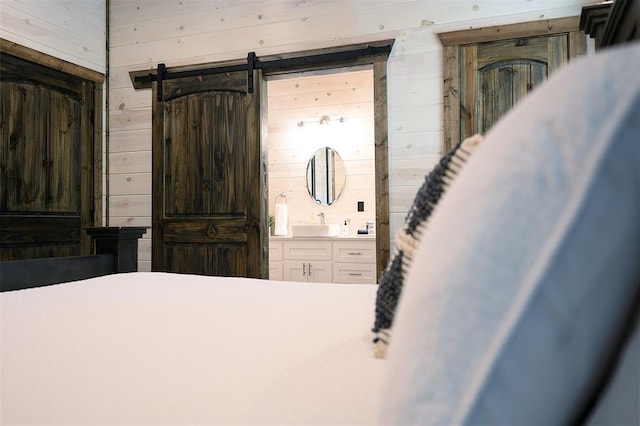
[129,40,394,101]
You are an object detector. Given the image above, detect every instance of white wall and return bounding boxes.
[107,0,594,271]
[0,0,106,73]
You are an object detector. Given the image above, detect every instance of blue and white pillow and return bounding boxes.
[373,134,483,358]
[380,42,640,424]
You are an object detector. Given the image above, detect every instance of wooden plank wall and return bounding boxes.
[107,0,592,271]
[0,0,106,73]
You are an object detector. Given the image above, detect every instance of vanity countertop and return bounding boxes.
[269,235,375,240]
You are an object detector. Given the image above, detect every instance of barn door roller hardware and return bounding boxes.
[131,42,393,101]
[156,63,167,102]
[247,51,256,94]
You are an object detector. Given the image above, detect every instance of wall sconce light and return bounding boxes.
[297,115,345,127]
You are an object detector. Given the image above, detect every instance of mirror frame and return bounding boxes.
[305,147,346,206]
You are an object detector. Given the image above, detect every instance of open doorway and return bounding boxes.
[266,68,376,282]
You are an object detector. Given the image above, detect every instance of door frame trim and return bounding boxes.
[0,38,105,84]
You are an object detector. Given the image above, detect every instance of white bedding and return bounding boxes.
[1,272,385,425]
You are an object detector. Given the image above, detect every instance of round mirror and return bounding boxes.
[306,147,346,206]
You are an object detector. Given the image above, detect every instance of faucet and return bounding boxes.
[317,212,325,224]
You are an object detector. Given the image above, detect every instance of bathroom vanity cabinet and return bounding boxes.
[282,239,333,283]
[269,237,377,284]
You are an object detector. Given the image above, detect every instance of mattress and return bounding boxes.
[1,272,385,425]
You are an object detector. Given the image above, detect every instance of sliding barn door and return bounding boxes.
[152,69,267,277]
[0,54,96,260]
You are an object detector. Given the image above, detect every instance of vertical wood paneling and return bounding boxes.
[459,44,477,142]
[164,244,247,277]
[48,90,80,213]
[164,92,249,216]
[1,83,42,211]
[1,82,83,214]
[373,60,390,276]
[569,30,588,58]
[478,60,546,135]
[151,82,163,269]
[93,81,104,226]
[548,34,569,75]
[442,45,459,154]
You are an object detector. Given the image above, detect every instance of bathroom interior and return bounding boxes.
[267,67,377,283]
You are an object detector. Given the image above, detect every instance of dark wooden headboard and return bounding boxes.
[0,227,147,292]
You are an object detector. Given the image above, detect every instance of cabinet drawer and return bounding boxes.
[283,240,332,260]
[332,240,376,263]
[332,262,377,284]
[269,241,283,261]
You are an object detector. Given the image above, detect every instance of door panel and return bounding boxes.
[2,83,47,212]
[283,261,332,282]
[153,69,267,277]
[1,84,81,213]
[462,35,568,142]
[478,60,546,134]
[164,244,247,276]
[48,90,81,213]
[164,93,247,216]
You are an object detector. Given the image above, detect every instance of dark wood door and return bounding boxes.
[439,18,586,152]
[152,69,267,277]
[0,54,96,260]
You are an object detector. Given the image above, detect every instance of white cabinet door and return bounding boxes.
[283,261,306,282]
[283,260,332,282]
[306,261,332,283]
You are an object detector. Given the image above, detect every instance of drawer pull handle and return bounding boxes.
[348,252,362,256]
[348,273,363,276]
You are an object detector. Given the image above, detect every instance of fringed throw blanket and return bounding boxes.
[373,134,484,358]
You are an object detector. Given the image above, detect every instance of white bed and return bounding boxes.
[1,273,385,425]
[2,36,639,426]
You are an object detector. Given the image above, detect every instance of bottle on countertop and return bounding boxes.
[342,219,349,236]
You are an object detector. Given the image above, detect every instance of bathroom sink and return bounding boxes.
[291,223,340,237]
